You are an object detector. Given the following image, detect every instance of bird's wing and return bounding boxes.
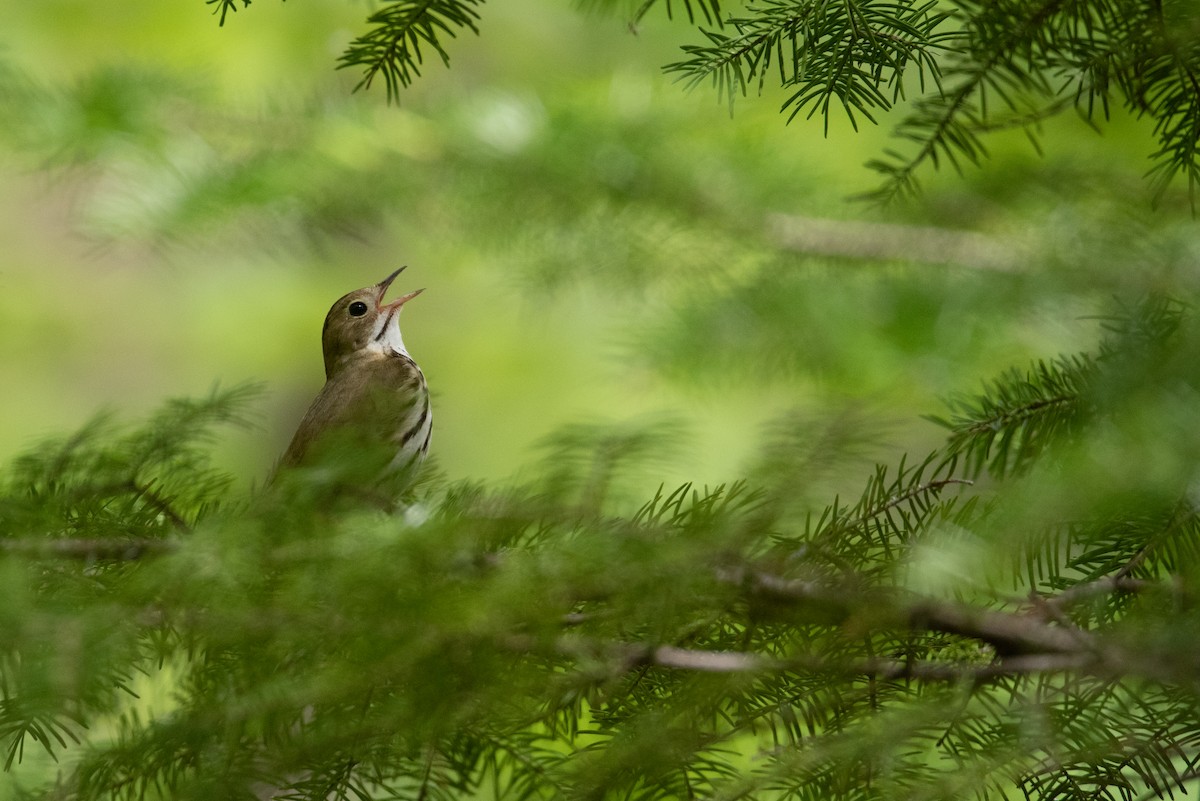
[279,357,427,468]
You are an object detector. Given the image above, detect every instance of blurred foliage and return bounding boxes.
[0,0,1199,799]
[210,0,1200,205]
[2,297,1200,799]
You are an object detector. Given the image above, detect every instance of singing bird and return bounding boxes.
[279,267,431,482]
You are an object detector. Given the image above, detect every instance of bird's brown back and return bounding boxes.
[280,349,430,470]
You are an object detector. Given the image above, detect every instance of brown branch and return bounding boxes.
[650,644,764,672]
[123,479,191,532]
[907,597,1089,656]
[734,570,1092,656]
[866,653,1090,680]
[1033,575,1151,614]
[580,641,1091,680]
[766,213,1021,271]
[721,570,1200,682]
[0,537,177,560]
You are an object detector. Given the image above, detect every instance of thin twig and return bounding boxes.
[593,641,1091,679]
[732,569,1090,656]
[1034,575,1150,613]
[0,537,177,560]
[766,213,1021,271]
[846,477,974,533]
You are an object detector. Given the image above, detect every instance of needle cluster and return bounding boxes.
[214,0,1200,204]
[3,299,1200,801]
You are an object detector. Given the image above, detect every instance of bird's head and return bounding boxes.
[320,267,424,379]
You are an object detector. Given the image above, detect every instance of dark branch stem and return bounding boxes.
[847,477,974,532]
[586,641,1090,679]
[124,479,192,532]
[961,394,1076,437]
[1034,575,1150,613]
[0,537,177,560]
[732,570,1095,657]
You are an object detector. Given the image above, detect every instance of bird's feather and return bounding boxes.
[280,350,429,469]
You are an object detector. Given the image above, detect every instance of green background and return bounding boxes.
[0,0,1174,493]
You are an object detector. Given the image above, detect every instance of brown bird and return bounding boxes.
[279,267,431,484]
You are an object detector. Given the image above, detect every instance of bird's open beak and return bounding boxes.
[375,266,425,310]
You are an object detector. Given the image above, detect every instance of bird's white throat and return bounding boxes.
[370,313,410,357]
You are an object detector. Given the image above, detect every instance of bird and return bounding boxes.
[278,267,431,489]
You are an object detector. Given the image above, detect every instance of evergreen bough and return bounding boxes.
[2,299,1199,800]
[209,0,1200,204]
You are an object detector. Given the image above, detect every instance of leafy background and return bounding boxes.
[1,0,1173,494]
[2,1,1200,798]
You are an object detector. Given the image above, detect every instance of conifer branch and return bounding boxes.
[0,537,176,560]
[858,0,1200,204]
[641,644,1091,679]
[782,452,972,574]
[738,571,1091,657]
[121,479,192,532]
[857,0,1069,200]
[5,303,1200,798]
[765,213,1019,270]
[844,475,973,534]
[666,0,951,126]
[1033,575,1151,613]
[205,0,249,27]
[337,0,484,104]
[549,636,1089,680]
[628,0,722,27]
[202,0,1200,204]
[930,356,1093,477]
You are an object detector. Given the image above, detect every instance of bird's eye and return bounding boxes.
[348,301,369,317]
